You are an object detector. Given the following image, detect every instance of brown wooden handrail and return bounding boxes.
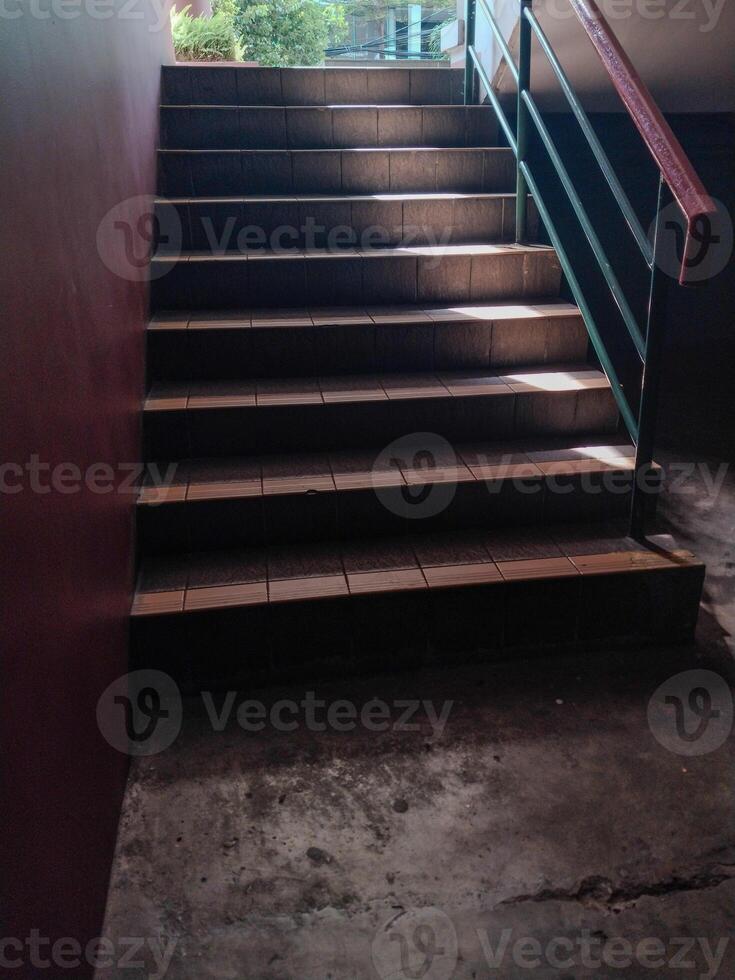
[568,0,717,284]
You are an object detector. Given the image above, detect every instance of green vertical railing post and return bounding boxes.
[464,0,477,105]
[631,175,669,540]
[515,0,533,242]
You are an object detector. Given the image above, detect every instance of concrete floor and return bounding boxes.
[98,451,735,980]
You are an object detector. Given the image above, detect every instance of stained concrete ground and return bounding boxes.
[98,435,735,979]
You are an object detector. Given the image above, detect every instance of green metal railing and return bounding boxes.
[463,0,717,539]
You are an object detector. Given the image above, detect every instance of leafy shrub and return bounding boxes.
[212,0,238,15]
[171,5,242,63]
[231,0,347,67]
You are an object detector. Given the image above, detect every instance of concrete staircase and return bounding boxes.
[133,65,704,691]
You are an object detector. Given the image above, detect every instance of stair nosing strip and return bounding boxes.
[137,436,637,507]
[142,366,610,414]
[158,146,512,154]
[148,300,581,332]
[132,547,699,618]
[151,243,557,262]
[161,103,472,110]
[156,191,519,205]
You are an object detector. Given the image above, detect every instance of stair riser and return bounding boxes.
[131,562,704,693]
[155,196,539,252]
[160,106,498,151]
[162,66,465,107]
[137,475,636,554]
[158,149,517,197]
[150,252,562,311]
[147,316,587,381]
[144,389,618,459]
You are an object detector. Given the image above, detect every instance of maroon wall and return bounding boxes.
[1,4,173,977]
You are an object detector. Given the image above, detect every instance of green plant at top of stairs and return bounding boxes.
[171,4,242,63]
[229,0,348,67]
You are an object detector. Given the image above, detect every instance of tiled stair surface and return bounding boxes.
[146,301,583,378]
[151,244,560,310]
[143,366,617,458]
[136,437,647,557]
[158,147,516,195]
[155,192,536,251]
[137,65,704,685]
[132,523,703,692]
[161,65,467,107]
[160,105,499,150]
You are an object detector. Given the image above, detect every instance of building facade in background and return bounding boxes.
[326,2,451,61]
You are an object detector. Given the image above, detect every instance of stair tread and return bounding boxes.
[154,242,556,262]
[132,523,700,616]
[150,300,579,331]
[138,436,637,505]
[159,145,511,153]
[152,301,579,328]
[162,65,465,113]
[157,191,519,205]
[144,364,610,413]
[161,103,475,110]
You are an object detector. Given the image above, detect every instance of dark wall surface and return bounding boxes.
[1,5,173,977]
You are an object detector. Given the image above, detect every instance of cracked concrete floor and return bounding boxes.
[98,453,735,980]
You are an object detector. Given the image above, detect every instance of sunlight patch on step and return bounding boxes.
[427,303,573,321]
[368,192,476,202]
[502,370,608,392]
[570,445,636,461]
[398,243,514,257]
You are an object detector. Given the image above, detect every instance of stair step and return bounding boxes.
[155,192,539,252]
[147,301,586,380]
[150,244,562,311]
[158,147,516,196]
[160,105,499,151]
[136,439,641,553]
[162,65,465,107]
[142,366,618,459]
[131,523,704,689]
